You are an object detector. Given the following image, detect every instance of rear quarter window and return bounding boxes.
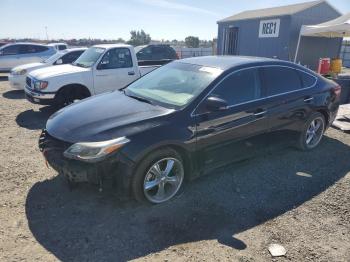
[299,71,317,88]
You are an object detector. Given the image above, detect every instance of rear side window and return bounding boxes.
[262,67,302,96]
[136,46,152,60]
[299,71,317,88]
[98,48,133,69]
[211,68,261,105]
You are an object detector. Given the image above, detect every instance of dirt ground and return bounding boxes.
[0,77,349,262]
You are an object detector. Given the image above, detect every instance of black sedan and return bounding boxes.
[39,56,341,204]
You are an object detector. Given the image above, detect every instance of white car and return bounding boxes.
[25,44,163,106]
[0,42,57,72]
[9,48,86,90]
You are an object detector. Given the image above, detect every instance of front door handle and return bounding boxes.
[254,109,267,117]
[304,97,314,103]
[128,71,135,76]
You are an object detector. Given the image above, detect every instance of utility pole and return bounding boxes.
[45,26,49,41]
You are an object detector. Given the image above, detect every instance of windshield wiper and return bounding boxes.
[74,63,88,68]
[124,91,153,105]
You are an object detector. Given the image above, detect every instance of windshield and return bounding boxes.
[43,51,66,64]
[72,47,105,68]
[125,62,222,109]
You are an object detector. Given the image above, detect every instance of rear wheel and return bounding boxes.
[297,112,325,151]
[132,148,185,204]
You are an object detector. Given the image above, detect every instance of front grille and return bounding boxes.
[26,77,32,88]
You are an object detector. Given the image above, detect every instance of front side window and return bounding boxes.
[60,51,84,64]
[73,47,105,68]
[1,45,20,55]
[98,48,133,69]
[211,69,261,105]
[125,62,222,108]
[262,67,302,96]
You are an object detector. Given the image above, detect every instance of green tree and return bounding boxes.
[185,36,200,48]
[127,30,151,46]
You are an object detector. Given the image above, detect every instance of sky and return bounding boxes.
[0,0,349,41]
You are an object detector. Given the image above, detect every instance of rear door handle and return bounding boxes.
[128,71,135,76]
[304,97,314,103]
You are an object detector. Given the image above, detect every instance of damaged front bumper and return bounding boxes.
[38,130,135,194]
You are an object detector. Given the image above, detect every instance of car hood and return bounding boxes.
[12,62,45,72]
[47,91,174,143]
[29,64,89,79]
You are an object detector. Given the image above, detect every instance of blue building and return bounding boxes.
[217,0,342,70]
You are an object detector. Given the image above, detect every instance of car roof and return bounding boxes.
[93,44,132,49]
[0,42,53,50]
[65,47,87,52]
[48,42,67,46]
[179,56,294,70]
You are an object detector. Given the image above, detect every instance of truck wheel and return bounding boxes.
[131,148,185,204]
[55,87,90,108]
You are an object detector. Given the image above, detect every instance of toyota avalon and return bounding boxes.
[39,56,341,204]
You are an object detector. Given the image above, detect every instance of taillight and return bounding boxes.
[333,85,341,98]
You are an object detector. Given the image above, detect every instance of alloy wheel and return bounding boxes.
[143,157,184,203]
[305,117,325,148]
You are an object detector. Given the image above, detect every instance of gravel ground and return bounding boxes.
[0,78,349,262]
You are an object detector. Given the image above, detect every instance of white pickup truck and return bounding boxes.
[25,44,161,106]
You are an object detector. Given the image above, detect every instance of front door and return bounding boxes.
[194,68,271,171]
[93,48,139,94]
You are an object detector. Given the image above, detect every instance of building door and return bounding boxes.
[224,27,239,55]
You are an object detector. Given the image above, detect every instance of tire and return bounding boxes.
[131,147,185,204]
[55,87,89,108]
[296,112,326,151]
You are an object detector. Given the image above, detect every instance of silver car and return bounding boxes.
[0,43,57,72]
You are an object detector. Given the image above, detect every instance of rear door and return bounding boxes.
[93,48,139,94]
[195,68,271,170]
[260,66,317,145]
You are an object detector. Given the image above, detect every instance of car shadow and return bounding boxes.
[16,106,55,130]
[2,90,24,99]
[25,136,350,261]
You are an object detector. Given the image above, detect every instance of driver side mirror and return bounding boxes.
[55,59,63,65]
[199,96,229,114]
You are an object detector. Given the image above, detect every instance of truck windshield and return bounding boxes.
[72,47,105,68]
[125,62,223,109]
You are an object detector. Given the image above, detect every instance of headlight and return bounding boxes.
[34,80,48,90]
[11,69,27,75]
[63,137,130,162]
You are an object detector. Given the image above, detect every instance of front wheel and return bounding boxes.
[132,148,185,204]
[297,112,326,151]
